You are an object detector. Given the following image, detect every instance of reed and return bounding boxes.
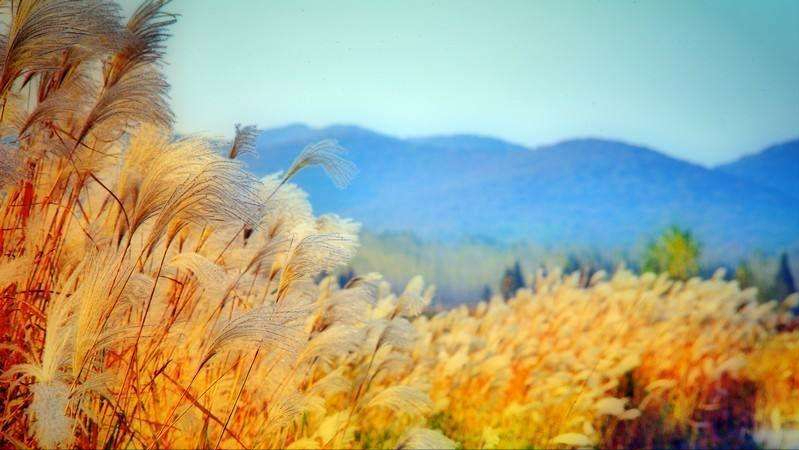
[0,1,447,448]
[415,269,797,449]
[0,1,797,450]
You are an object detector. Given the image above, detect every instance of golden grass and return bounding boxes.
[0,1,798,450]
[747,331,799,449]
[0,1,446,448]
[415,270,798,449]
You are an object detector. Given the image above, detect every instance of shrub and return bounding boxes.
[643,226,701,280]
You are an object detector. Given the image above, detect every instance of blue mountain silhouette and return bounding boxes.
[719,139,799,200]
[240,124,799,260]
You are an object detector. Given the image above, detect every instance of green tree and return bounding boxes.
[481,285,493,301]
[735,261,755,290]
[642,226,701,280]
[500,261,525,299]
[773,252,796,301]
[563,254,581,274]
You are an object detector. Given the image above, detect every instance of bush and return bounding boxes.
[643,226,701,280]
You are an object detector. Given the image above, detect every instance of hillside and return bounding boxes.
[717,139,799,200]
[241,124,799,260]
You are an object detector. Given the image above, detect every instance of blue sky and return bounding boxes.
[121,0,799,165]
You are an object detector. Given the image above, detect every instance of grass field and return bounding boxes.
[1,1,798,449]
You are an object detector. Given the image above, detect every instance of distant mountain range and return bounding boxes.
[718,140,799,200]
[238,124,799,261]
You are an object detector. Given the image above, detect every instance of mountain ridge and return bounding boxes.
[239,124,799,261]
[717,139,799,200]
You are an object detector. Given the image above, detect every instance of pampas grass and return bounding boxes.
[414,269,797,449]
[0,2,446,448]
[0,1,796,450]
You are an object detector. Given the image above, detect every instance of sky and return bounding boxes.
[120,0,799,166]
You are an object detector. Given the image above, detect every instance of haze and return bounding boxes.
[120,0,799,165]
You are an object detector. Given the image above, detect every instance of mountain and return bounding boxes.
[717,139,799,200]
[240,124,799,260]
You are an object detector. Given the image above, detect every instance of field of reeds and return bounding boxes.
[1,1,799,449]
[418,270,799,449]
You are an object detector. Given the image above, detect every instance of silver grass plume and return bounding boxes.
[169,252,227,290]
[262,392,305,435]
[8,286,75,386]
[168,252,235,300]
[6,284,77,448]
[277,232,358,300]
[228,123,258,159]
[289,232,358,275]
[19,69,94,139]
[395,428,457,450]
[395,275,429,318]
[0,0,123,98]
[75,65,173,143]
[105,0,176,85]
[124,135,263,245]
[376,317,417,351]
[281,139,356,189]
[71,250,136,378]
[365,385,433,416]
[28,381,73,449]
[69,0,176,146]
[370,352,413,385]
[299,325,365,366]
[315,213,361,253]
[314,273,381,328]
[17,0,176,143]
[201,301,311,368]
[243,235,290,274]
[258,174,314,236]
[148,157,264,241]
[308,369,351,398]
